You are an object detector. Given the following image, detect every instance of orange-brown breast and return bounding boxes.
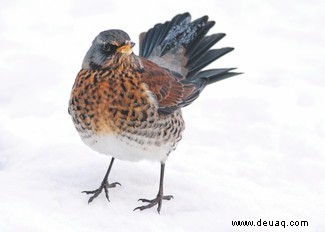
[69,55,187,152]
[69,67,158,135]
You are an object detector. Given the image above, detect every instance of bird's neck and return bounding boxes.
[103,53,144,71]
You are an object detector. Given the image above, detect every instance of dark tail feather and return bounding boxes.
[140,12,241,111]
[186,33,226,64]
[194,69,242,85]
[139,13,191,58]
[139,13,241,84]
[187,47,234,78]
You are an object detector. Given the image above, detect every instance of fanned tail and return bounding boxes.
[139,12,241,84]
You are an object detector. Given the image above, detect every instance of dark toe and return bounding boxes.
[134,194,173,213]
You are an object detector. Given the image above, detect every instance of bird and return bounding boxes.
[68,12,241,213]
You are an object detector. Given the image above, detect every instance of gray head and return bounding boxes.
[82,29,135,69]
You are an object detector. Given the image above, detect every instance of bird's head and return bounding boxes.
[82,29,136,69]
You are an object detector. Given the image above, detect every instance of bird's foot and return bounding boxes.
[134,194,173,213]
[82,181,121,204]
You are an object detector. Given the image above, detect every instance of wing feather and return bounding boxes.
[140,58,197,114]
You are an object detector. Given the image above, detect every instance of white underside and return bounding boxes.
[81,133,171,162]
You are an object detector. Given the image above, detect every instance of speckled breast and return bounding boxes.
[68,68,185,161]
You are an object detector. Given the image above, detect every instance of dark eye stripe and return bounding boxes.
[102,43,118,53]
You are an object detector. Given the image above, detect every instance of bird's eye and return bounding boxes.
[102,43,117,53]
[103,43,111,51]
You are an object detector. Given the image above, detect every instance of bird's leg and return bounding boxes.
[82,157,121,203]
[134,162,173,213]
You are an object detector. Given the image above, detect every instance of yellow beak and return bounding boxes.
[116,41,135,55]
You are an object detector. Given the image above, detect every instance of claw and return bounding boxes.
[107,182,121,188]
[137,198,152,203]
[134,163,172,213]
[82,181,121,203]
[134,194,173,213]
[82,158,120,204]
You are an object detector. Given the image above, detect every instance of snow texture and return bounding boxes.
[0,0,324,231]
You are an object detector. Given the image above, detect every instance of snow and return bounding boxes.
[0,0,324,231]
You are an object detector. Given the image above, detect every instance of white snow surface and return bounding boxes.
[0,0,324,231]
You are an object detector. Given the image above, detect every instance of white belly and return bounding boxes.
[81,133,172,162]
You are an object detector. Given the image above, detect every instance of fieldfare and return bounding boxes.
[69,12,240,213]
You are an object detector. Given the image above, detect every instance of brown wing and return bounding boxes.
[138,13,240,111]
[140,58,204,114]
